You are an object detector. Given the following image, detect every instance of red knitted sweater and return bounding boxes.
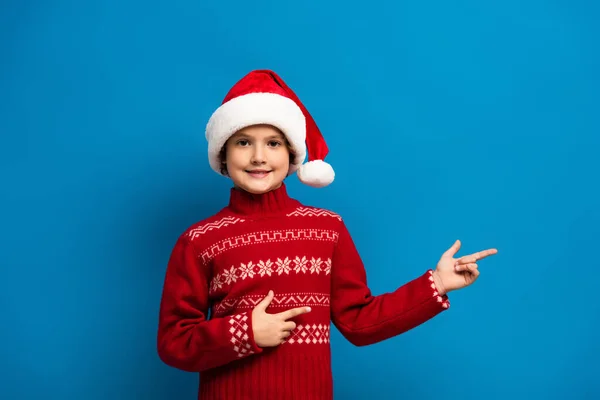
[157,183,450,399]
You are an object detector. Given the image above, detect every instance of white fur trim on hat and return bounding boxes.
[297,160,335,188]
[205,92,307,175]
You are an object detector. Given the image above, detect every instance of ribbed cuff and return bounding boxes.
[427,270,450,309]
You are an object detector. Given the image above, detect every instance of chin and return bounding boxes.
[235,177,285,194]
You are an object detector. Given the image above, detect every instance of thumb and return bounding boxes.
[254,290,274,312]
[443,240,461,257]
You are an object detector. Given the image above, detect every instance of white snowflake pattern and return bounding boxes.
[211,275,223,292]
[323,259,332,275]
[221,266,237,285]
[257,260,273,277]
[209,256,333,291]
[238,262,255,280]
[309,257,322,274]
[294,256,308,273]
[276,257,292,275]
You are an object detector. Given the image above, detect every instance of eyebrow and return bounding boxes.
[233,133,285,140]
[266,134,285,140]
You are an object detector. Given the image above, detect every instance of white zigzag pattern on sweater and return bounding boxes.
[286,207,342,221]
[213,292,330,316]
[188,217,246,240]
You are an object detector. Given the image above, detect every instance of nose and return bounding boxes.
[250,145,266,165]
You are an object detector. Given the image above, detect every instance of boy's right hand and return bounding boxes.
[251,290,311,347]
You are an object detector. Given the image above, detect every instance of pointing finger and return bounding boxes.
[477,248,498,261]
[458,248,498,263]
[276,306,312,321]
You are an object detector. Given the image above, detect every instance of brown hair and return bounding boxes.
[219,137,298,176]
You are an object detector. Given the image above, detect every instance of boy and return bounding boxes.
[157,69,498,399]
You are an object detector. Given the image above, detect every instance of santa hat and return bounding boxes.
[205,69,335,188]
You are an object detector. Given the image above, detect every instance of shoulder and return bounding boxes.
[179,209,247,243]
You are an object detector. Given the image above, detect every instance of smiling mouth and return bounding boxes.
[246,170,272,178]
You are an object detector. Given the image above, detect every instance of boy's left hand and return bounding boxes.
[432,240,498,295]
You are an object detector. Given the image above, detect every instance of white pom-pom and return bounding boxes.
[297,160,335,188]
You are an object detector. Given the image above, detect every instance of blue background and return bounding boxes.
[1,0,599,399]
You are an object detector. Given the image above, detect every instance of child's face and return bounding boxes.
[223,125,291,194]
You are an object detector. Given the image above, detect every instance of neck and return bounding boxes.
[227,183,300,217]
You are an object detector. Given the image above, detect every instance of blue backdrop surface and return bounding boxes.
[1,1,599,399]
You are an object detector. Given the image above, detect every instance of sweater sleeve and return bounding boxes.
[157,234,263,372]
[330,220,450,347]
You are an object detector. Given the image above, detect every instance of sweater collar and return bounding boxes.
[227,183,300,217]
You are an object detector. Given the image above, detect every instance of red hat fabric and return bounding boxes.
[205,70,335,188]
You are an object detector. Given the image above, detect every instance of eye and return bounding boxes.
[268,140,283,147]
[236,139,250,146]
